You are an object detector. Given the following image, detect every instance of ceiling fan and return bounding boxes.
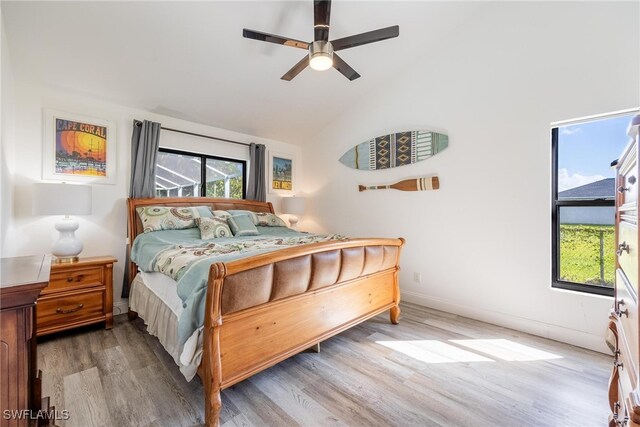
[242,0,399,81]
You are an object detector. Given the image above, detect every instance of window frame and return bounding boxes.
[157,147,247,199]
[551,127,615,297]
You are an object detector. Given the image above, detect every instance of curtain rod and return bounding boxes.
[134,120,250,147]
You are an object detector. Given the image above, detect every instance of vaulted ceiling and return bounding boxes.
[2,1,483,144]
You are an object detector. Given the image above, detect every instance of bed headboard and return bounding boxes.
[126,197,275,284]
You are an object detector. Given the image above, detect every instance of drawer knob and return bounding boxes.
[56,303,84,314]
[617,242,630,256]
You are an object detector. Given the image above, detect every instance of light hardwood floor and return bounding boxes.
[37,303,612,427]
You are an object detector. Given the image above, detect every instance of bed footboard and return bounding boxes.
[202,238,404,426]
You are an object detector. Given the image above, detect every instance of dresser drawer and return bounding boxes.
[37,289,105,334]
[618,221,638,291]
[618,141,638,208]
[612,378,629,426]
[616,269,639,383]
[615,337,640,425]
[44,265,103,294]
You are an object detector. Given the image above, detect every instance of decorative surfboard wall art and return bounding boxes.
[339,130,448,171]
[358,176,440,192]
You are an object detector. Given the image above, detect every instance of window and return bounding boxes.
[552,113,635,296]
[155,148,246,199]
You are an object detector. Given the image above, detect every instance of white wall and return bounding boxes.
[0,6,16,257]
[2,79,301,314]
[300,2,639,353]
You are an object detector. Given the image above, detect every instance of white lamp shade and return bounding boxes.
[281,196,305,216]
[33,183,92,216]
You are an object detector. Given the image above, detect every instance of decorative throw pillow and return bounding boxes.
[227,214,259,236]
[211,210,232,220]
[193,206,215,219]
[136,206,213,233]
[228,210,258,224]
[254,212,287,227]
[196,217,232,240]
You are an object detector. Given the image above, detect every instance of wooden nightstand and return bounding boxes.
[37,256,117,336]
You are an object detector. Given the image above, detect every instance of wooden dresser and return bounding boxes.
[37,256,116,336]
[610,114,640,427]
[0,255,52,426]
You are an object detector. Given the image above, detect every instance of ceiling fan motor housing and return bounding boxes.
[309,41,334,70]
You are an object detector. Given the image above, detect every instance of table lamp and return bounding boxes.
[32,183,92,263]
[281,196,305,229]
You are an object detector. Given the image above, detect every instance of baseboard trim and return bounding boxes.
[402,290,609,354]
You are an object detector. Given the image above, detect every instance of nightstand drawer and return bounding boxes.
[40,256,116,335]
[45,266,103,294]
[37,289,105,333]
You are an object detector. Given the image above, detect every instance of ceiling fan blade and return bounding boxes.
[243,29,309,50]
[331,25,399,52]
[332,53,360,81]
[314,0,331,41]
[281,56,310,81]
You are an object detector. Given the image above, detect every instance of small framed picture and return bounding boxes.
[42,109,117,184]
[268,152,295,194]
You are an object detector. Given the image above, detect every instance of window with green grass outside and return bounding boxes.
[552,112,636,296]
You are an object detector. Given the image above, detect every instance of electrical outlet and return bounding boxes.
[413,272,422,283]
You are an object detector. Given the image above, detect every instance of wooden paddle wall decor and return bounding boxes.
[358,176,439,192]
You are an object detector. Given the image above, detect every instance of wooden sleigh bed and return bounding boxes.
[126,197,405,426]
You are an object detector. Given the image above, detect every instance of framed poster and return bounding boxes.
[268,152,295,194]
[42,109,116,184]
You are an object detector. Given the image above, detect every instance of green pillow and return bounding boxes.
[227,214,259,236]
[228,209,258,224]
[196,217,232,240]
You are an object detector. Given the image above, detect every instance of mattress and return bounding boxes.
[129,271,203,381]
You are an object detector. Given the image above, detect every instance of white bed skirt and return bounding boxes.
[129,272,202,381]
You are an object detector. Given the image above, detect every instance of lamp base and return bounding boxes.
[54,256,80,264]
[288,215,299,229]
[52,217,84,261]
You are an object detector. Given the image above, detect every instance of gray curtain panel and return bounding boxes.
[246,143,266,202]
[122,119,161,299]
[129,120,162,198]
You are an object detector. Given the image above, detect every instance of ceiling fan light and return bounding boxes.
[310,54,333,71]
[309,40,334,71]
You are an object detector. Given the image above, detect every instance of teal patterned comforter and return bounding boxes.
[130,227,347,351]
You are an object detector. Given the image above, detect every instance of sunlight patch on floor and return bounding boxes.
[449,339,563,361]
[375,340,494,363]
